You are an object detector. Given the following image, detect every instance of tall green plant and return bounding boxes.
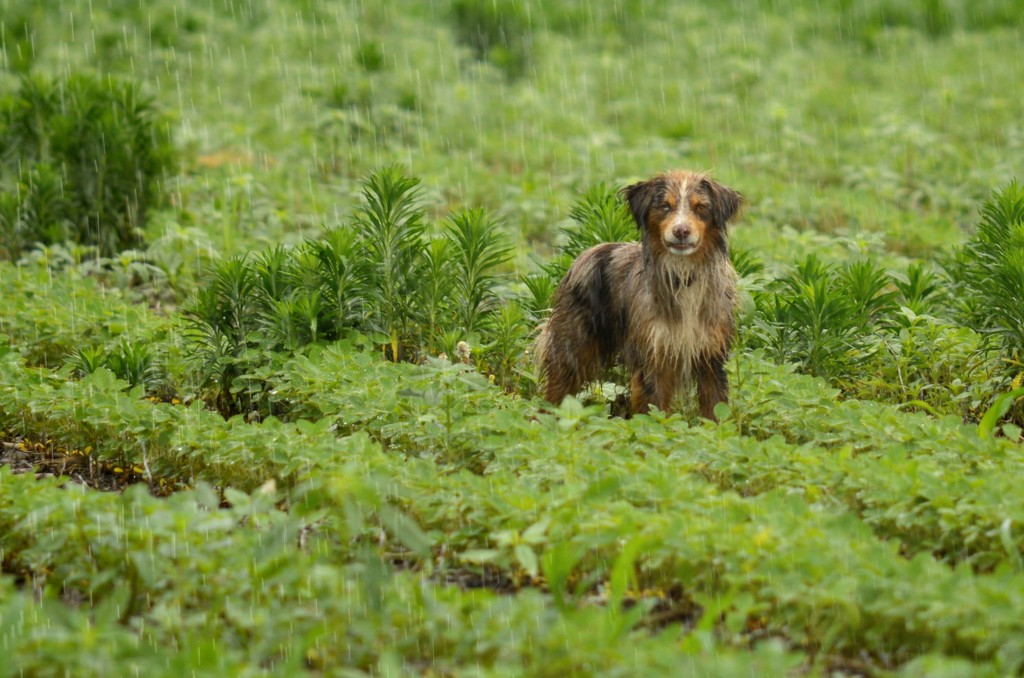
[185,255,258,414]
[893,261,945,319]
[781,259,863,381]
[481,301,532,393]
[749,255,897,383]
[105,339,165,395]
[520,272,558,322]
[731,246,765,279]
[444,207,512,335]
[545,182,635,281]
[951,181,1024,367]
[421,236,455,348]
[308,226,367,333]
[839,258,899,329]
[354,166,427,361]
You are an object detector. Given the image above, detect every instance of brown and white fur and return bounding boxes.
[535,170,743,419]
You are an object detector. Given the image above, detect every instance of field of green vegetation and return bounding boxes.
[2,0,1024,675]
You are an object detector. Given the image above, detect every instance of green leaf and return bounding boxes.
[608,535,647,612]
[521,516,551,544]
[582,476,622,502]
[514,543,539,578]
[378,504,432,558]
[541,542,583,609]
[978,387,1024,440]
[296,417,333,437]
[999,518,1024,573]
[460,549,502,564]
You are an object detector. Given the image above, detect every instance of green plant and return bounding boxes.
[480,300,533,393]
[545,182,636,281]
[180,167,525,414]
[0,73,177,257]
[731,246,765,279]
[521,271,558,322]
[0,256,168,370]
[421,236,456,350]
[261,247,326,350]
[893,260,946,319]
[950,181,1024,371]
[308,225,368,332]
[108,339,164,394]
[444,206,512,335]
[750,256,861,381]
[399,357,492,463]
[66,345,109,378]
[748,255,900,384]
[356,40,386,72]
[354,166,427,361]
[13,163,72,250]
[185,254,257,414]
[839,257,900,328]
[978,386,1024,440]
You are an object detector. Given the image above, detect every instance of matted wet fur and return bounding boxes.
[536,170,743,419]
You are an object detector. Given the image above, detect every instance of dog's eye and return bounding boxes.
[693,204,710,217]
[659,202,672,212]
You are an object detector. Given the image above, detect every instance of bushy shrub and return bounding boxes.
[0,74,176,258]
[185,166,520,416]
[747,255,901,383]
[948,180,1024,380]
[449,0,532,78]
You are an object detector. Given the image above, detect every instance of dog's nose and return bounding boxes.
[672,225,691,241]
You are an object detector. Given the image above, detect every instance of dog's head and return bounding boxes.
[621,171,742,257]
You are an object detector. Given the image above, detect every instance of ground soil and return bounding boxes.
[1,437,155,492]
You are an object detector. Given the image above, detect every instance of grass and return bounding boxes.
[2,0,1024,675]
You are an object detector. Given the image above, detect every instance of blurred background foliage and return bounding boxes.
[1,0,1021,261]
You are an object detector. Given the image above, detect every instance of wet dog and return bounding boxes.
[536,170,743,419]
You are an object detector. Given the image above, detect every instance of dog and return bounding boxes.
[535,170,743,419]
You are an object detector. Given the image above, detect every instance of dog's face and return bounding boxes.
[622,171,742,257]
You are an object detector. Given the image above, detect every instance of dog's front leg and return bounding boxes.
[696,355,729,421]
[629,369,677,416]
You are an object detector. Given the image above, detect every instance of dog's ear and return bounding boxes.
[701,178,743,228]
[621,177,665,231]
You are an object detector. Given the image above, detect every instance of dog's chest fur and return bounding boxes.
[612,244,736,371]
